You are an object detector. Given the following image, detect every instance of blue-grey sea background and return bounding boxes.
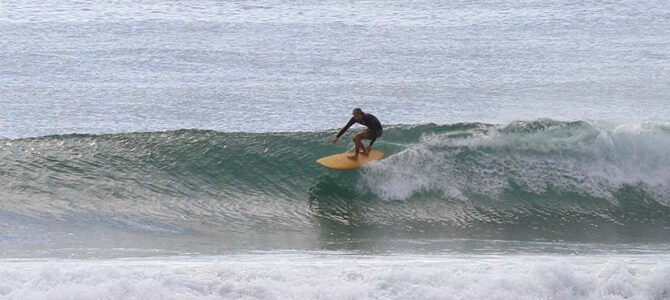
[1,1,670,299]
[2,0,669,138]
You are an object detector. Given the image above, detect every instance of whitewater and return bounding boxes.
[2,0,670,299]
[1,253,669,299]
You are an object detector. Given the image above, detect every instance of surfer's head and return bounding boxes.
[352,108,364,121]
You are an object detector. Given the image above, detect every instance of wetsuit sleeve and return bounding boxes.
[336,118,356,138]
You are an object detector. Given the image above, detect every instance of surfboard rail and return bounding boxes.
[316,150,384,170]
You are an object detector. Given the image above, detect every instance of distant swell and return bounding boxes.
[2,119,670,242]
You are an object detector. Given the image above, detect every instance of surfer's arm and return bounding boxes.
[332,118,356,144]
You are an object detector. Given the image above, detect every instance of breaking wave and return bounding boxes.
[2,119,670,242]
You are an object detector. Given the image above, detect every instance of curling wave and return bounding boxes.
[2,119,670,242]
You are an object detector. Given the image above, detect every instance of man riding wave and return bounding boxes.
[331,108,383,161]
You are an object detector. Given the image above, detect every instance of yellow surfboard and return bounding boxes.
[316,150,384,170]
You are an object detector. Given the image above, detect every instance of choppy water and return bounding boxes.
[2,0,670,138]
[2,0,670,299]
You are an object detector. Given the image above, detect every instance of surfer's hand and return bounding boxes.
[331,138,339,144]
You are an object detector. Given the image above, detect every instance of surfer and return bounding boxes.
[331,108,383,161]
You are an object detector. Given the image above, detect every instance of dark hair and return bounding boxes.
[353,108,363,114]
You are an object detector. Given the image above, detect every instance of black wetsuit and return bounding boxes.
[336,112,383,146]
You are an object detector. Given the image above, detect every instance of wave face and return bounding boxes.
[2,119,670,243]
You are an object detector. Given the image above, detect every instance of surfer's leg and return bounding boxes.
[366,129,381,154]
[348,132,368,160]
[358,131,373,156]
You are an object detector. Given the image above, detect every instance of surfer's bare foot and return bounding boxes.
[347,155,358,161]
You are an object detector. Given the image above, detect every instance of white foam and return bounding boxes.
[0,253,668,300]
[361,121,670,203]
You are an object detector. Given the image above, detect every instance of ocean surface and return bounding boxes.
[2,0,670,299]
